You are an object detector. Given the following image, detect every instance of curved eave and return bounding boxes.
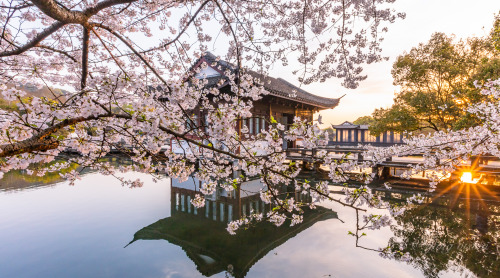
[266,89,340,110]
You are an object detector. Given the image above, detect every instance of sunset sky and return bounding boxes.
[31,0,500,130]
[274,0,500,128]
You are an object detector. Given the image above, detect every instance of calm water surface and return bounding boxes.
[0,171,498,278]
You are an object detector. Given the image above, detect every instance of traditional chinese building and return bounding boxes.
[331,121,405,146]
[170,53,341,150]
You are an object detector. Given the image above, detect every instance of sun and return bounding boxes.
[460,172,478,184]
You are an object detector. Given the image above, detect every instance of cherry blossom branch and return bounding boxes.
[81,26,90,89]
[0,21,65,57]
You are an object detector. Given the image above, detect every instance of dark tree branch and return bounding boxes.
[0,0,138,57]
[92,23,167,85]
[31,0,89,23]
[0,21,65,57]
[81,26,90,89]
[31,0,136,24]
[86,0,136,16]
[36,44,78,62]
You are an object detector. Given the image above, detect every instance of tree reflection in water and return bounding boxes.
[0,156,133,191]
[382,191,499,278]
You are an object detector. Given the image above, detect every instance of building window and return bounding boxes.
[365,131,376,142]
[256,117,260,134]
[342,130,349,142]
[249,118,254,134]
[242,118,247,133]
[228,204,233,222]
[220,203,225,222]
[193,114,198,126]
[261,118,266,132]
[212,202,217,221]
[344,130,355,142]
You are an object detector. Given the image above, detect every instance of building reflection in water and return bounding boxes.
[127,178,338,278]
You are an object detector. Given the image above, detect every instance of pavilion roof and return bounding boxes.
[332,121,369,129]
[191,52,341,110]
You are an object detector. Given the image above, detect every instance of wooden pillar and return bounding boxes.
[384,191,391,199]
[293,107,297,148]
[171,187,176,215]
[236,187,241,219]
[357,153,364,162]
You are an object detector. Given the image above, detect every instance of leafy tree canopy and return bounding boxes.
[370,18,500,135]
[352,115,374,125]
[492,12,500,52]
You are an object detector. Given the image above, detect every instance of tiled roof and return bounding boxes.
[193,52,341,110]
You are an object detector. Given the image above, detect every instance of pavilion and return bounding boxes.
[169,53,342,151]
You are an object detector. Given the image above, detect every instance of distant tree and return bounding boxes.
[352,115,374,125]
[492,12,500,52]
[370,104,419,135]
[370,28,500,135]
[321,127,334,140]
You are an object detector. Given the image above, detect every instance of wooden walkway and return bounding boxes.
[286,147,500,169]
[286,146,500,186]
[286,147,418,167]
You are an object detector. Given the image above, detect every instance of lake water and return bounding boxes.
[0,171,498,278]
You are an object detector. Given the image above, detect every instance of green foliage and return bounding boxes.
[352,116,375,126]
[320,127,334,140]
[270,115,277,124]
[491,12,500,52]
[372,25,500,135]
[370,104,419,136]
[0,98,19,112]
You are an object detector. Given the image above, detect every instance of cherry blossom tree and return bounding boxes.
[0,0,405,217]
[11,1,495,257]
[3,2,499,264]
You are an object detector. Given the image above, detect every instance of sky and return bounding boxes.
[20,0,500,129]
[270,0,500,128]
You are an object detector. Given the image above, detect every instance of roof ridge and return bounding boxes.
[190,53,341,109]
[275,77,338,101]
